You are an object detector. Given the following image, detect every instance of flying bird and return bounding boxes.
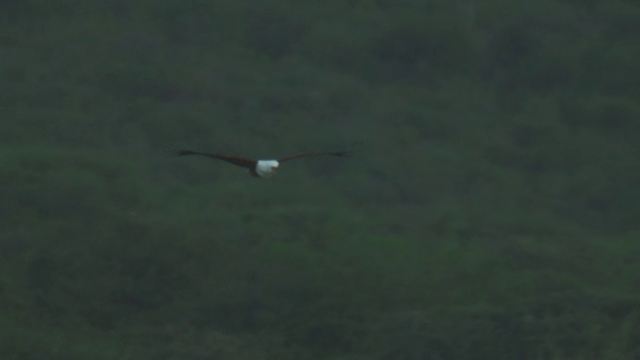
[166,144,356,178]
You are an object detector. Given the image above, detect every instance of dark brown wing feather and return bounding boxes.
[169,148,257,169]
[278,150,351,163]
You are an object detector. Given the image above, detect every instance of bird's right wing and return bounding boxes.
[166,147,257,169]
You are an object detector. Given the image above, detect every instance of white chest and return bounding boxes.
[255,160,279,177]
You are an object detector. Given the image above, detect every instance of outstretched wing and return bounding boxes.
[278,143,357,163]
[167,147,257,169]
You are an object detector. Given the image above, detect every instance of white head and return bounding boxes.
[255,160,279,178]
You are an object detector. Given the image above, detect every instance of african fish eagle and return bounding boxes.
[167,144,355,178]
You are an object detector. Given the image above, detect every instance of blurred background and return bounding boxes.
[1,1,639,359]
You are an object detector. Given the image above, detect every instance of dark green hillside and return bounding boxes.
[1,1,640,359]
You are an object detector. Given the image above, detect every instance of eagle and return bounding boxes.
[166,144,356,178]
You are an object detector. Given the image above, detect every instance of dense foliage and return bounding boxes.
[1,1,639,359]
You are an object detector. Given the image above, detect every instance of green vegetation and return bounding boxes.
[1,1,639,358]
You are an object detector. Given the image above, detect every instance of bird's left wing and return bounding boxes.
[277,144,357,163]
